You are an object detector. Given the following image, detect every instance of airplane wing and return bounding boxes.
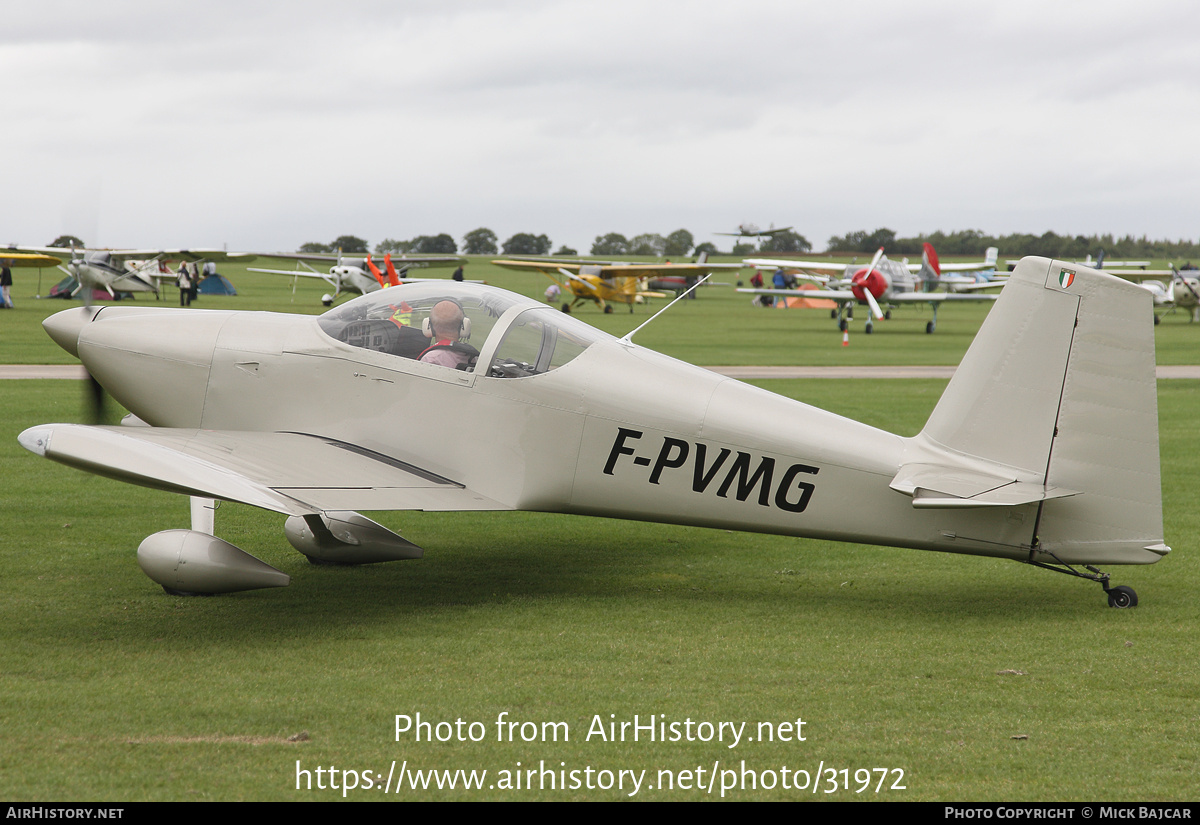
[494,259,740,276]
[1096,269,1180,279]
[247,266,329,279]
[0,252,62,267]
[887,292,999,303]
[737,288,998,303]
[2,246,257,265]
[943,280,1008,292]
[744,257,851,273]
[19,424,510,517]
[737,287,855,301]
[255,252,464,268]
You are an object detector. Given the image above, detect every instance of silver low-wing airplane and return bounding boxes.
[741,247,1001,333]
[249,251,466,305]
[19,257,1166,607]
[2,245,252,299]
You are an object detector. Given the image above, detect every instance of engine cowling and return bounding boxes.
[137,530,290,595]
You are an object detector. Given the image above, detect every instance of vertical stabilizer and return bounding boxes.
[919,257,1166,565]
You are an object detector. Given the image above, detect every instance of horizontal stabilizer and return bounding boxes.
[891,462,1077,509]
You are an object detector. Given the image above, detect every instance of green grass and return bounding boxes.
[1,377,1197,801]
[5,255,1199,366]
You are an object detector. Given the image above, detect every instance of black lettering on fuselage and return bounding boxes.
[604,427,643,475]
[603,429,819,514]
[716,452,775,506]
[775,463,819,512]
[649,438,690,484]
[692,443,731,492]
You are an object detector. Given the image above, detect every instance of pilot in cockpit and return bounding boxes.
[418,300,480,369]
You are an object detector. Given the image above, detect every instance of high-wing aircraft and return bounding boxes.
[1,245,252,299]
[717,223,794,238]
[740,247,1001,333]
[248,251,466,306]
[1098,265,1200,323]
[1060,253,1200,323]
[19,258,1166,607]
[491,254,741,313]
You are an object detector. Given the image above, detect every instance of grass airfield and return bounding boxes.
[1,256,1198,801]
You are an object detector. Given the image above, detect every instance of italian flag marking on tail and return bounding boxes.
[1058,268,1076,289]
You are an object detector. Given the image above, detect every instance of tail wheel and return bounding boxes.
[1106,585,1138,608]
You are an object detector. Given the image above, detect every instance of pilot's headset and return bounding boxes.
[421,299,472,341]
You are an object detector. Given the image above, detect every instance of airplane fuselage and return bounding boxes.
[65,294,1059,563]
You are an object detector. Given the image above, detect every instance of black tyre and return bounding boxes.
[1107,586,1138,608]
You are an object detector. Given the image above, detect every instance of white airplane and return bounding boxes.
[249,251,465,305]
[740,247,1001,333]
[1062,253,1200,324]
[19,257,1166,608]
[1,245,251,299]
[1111,266,1200,323]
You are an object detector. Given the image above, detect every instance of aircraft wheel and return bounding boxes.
[1107,585,1138,608]
[838,319,848,332]
[1154,315,1161,325]
[604,305,614,314]
[925,321,935,334]
[830,309,838,319]
[884,310,892,320]
[561,303,571,314]
[865,322,873,334]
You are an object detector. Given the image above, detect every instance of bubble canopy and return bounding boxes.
[316,282,612,377]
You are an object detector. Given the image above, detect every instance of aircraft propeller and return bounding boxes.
[849,247,887,321]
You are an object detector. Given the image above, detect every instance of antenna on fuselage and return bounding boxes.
[619,272,712,345]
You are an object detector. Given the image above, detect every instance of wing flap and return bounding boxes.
[19,424,509,516]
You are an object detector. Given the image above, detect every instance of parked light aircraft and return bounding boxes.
[740,247,1001,333]
[1,245,251,299]
[1104,266,1200,323]
[1063,253,1200,323]
[492,254,741,313]
[249,251,465,306]
[717,223,794,238]
[18,257,1166,607]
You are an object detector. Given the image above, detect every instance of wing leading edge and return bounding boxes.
[18,425,510,516]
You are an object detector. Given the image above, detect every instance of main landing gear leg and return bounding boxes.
[1023,556,1138,608]
[926,303,939,334]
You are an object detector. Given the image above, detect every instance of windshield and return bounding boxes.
[487,307,609,378]
[316,282,610,375]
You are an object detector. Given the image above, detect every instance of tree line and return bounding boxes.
[293,227,1200,260]
[294,227,812,258]
[828,228,1200,260]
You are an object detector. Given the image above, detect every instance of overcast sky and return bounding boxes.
[3,0,1197,254]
